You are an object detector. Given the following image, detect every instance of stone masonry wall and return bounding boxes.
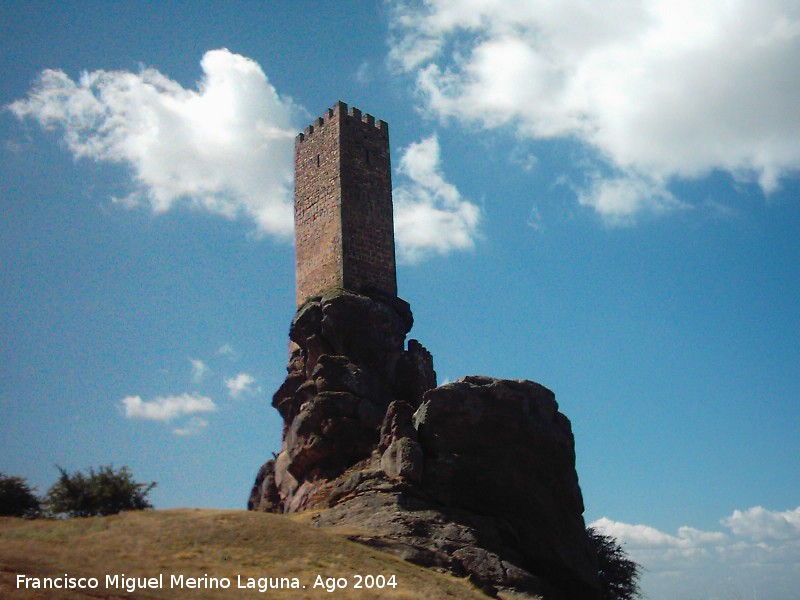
[294,102,397,306]
[294,106,343,305]
[339,106,396,299]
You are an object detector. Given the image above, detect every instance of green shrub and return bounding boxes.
[46,465,156,518]
[0,473,42,518]
[587,527,642,600]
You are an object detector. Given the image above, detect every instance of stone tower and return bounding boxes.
[294,101,397,306]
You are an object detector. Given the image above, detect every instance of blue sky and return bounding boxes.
[2,1,799,597]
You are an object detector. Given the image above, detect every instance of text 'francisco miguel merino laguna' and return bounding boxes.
[17,573,399,593]
[16,573,304,593]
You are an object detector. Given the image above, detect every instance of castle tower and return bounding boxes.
[294,101,397,306]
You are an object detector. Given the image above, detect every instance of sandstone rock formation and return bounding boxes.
[249,289,599,599]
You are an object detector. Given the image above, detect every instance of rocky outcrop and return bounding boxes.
[250,288,434,513]
[414,377,597,598]
[249,289,599,599]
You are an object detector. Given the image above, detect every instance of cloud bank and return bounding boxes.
[121,393,216,421]
[389,0,800,221]
[394,134,481,262]
[9,49,298,236]
[592,506,800,599]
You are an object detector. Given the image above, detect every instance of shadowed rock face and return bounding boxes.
[249,289,599,599]
[413,377,598,599]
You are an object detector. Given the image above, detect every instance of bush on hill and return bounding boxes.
[587,526,642,600]
[46,465,156,517]
[0,473,42,518]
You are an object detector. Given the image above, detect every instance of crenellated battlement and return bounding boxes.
[296,101,388,143]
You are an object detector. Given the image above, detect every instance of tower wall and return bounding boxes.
[294,101,397,306]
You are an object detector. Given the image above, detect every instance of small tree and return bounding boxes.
[587,527,642,600]
[0,473,42,518]
[46,465,156,518]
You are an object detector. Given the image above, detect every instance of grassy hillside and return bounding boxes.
[0,509,491,599]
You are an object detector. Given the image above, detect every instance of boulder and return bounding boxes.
[416,376,598,598]
[381,437,424,482]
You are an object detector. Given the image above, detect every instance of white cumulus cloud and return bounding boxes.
[577,172,683,224]
[8,49,298,236]
[394,134,481,262]
[591,505,800,599]
[216,343,237,359]
[722,505,800,541]
[121,392,216,421]
[389,0,800,222]
[224,372,256,398]
[9,50,482,262]
[189,358,210,383]
[172,417,209,437]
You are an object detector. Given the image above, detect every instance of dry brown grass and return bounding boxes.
[0,509,489,599]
